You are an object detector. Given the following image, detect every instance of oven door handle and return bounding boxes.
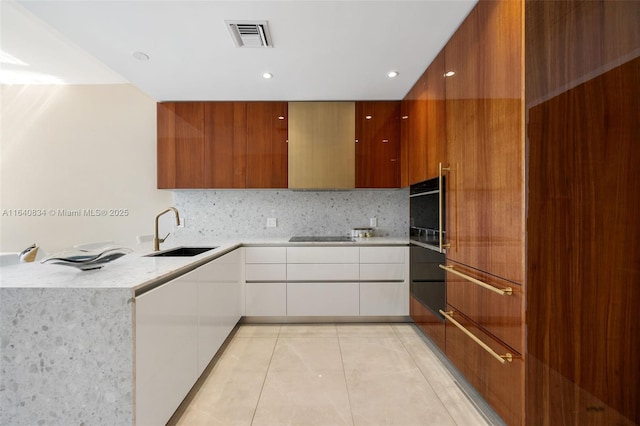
[438,162,450,253]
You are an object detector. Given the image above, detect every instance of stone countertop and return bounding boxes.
[0,237,408,290]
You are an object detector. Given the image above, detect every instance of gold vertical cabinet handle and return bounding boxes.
[439,310,513,364]
[439,264,513,296]
[438,162,451,253]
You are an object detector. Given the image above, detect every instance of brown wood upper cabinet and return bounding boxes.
[288,102,355,189]
[355,101,400,188]
[401,50,446,186]
[157,101,287,189]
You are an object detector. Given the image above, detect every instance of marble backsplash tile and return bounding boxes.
[172,189,409,243]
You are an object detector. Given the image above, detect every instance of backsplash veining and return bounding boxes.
[172,189,408,243]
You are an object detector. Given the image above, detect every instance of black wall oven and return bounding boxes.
[409,174,446,321]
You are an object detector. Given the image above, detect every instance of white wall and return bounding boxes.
[0,84,172,253]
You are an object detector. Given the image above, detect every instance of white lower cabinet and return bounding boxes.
[244,245,410,317]
[197,249,242,374]
[135,273,199,426]
[245,282,287,316]
[287,282,360,316]
[136,249,242,426]
[360,282,408,316]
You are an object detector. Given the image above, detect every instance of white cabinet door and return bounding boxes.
[198,249,242,374]
[136,276,198,426]
[360,246,406,263]
[287,246,359,263]
[359,263,405,281]
[287,263,359,281]
[246,263,286,281]
[287,282,359,316]
[245,247,286,263]
[245,282,287,316]
[360,282,409,316]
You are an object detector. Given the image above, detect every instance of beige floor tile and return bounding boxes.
[345,368,456,426]
[213,336,277,375]
[234,324,281,338]
[269,337,343,373]
[401,338,491,426]
[252,370,353,426]
[339,336,417,375]
[279,324,338,338]
[182,370,267,426]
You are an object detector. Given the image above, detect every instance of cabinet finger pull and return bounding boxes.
[439,310,513,364]
[438,162,451,252]
[439,264,513,296]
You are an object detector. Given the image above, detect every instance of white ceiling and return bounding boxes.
[4,0,477,101]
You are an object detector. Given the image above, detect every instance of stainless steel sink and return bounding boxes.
[145,246,218,257]
[289,236,354,242]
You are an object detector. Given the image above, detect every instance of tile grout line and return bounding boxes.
[249,325,281,426]
[336,325,357,426]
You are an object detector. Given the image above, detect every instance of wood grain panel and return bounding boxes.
[445,260,523,354]
[399,100,409,187]
[355,101,400,188]
[423,50,447,181]
[445,306,524,426]
[444,0,525,284]
[526,55,640,425]
[288,102,355,189]
[246,102,288,188]
[204,102,247,188]
[410,295,445,352]
[157,102,176,188]
[405,70,428,185]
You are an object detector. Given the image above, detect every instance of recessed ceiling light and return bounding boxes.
[278,116,285,120]
[387,71,399,78]
[262,72,273,79]
[132,51,150,61]
[444,71,455,77]
[365,115,373,120]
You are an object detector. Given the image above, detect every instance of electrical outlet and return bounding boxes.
[370,217,377,227]
[266,218,277,228]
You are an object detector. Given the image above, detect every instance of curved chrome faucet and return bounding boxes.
[154,207,181,251]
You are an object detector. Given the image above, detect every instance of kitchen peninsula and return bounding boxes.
[0,238,408,426]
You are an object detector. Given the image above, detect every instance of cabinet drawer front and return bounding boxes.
[287,263,359,281]
[287,282,359,316]
[245,282,287,316]
[445,261,523,353]
[246,264,287,281]
[360,282,408,316]
[360,246,406,263]
[245,247,287,263]
[359,263,405,281]
[444,307,524,426]
[287,247,359,263]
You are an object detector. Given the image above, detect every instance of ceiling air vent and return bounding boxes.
[226,20,273,48]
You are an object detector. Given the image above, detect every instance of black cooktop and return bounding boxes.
[289,236,355,242]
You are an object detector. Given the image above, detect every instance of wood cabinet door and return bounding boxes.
[246,102,288,188]
[157,102,205,188]
[444,306,524,426]
[355,101,400,188]
[444,0,525,284]
[403,49,446,185]
[204,102,247,188]
[399,100,409,187]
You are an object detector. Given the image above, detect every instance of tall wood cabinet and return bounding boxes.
[355,101,400,188]
[525,1,640,424]
[405,0,639,425]
[157,101,287,189]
